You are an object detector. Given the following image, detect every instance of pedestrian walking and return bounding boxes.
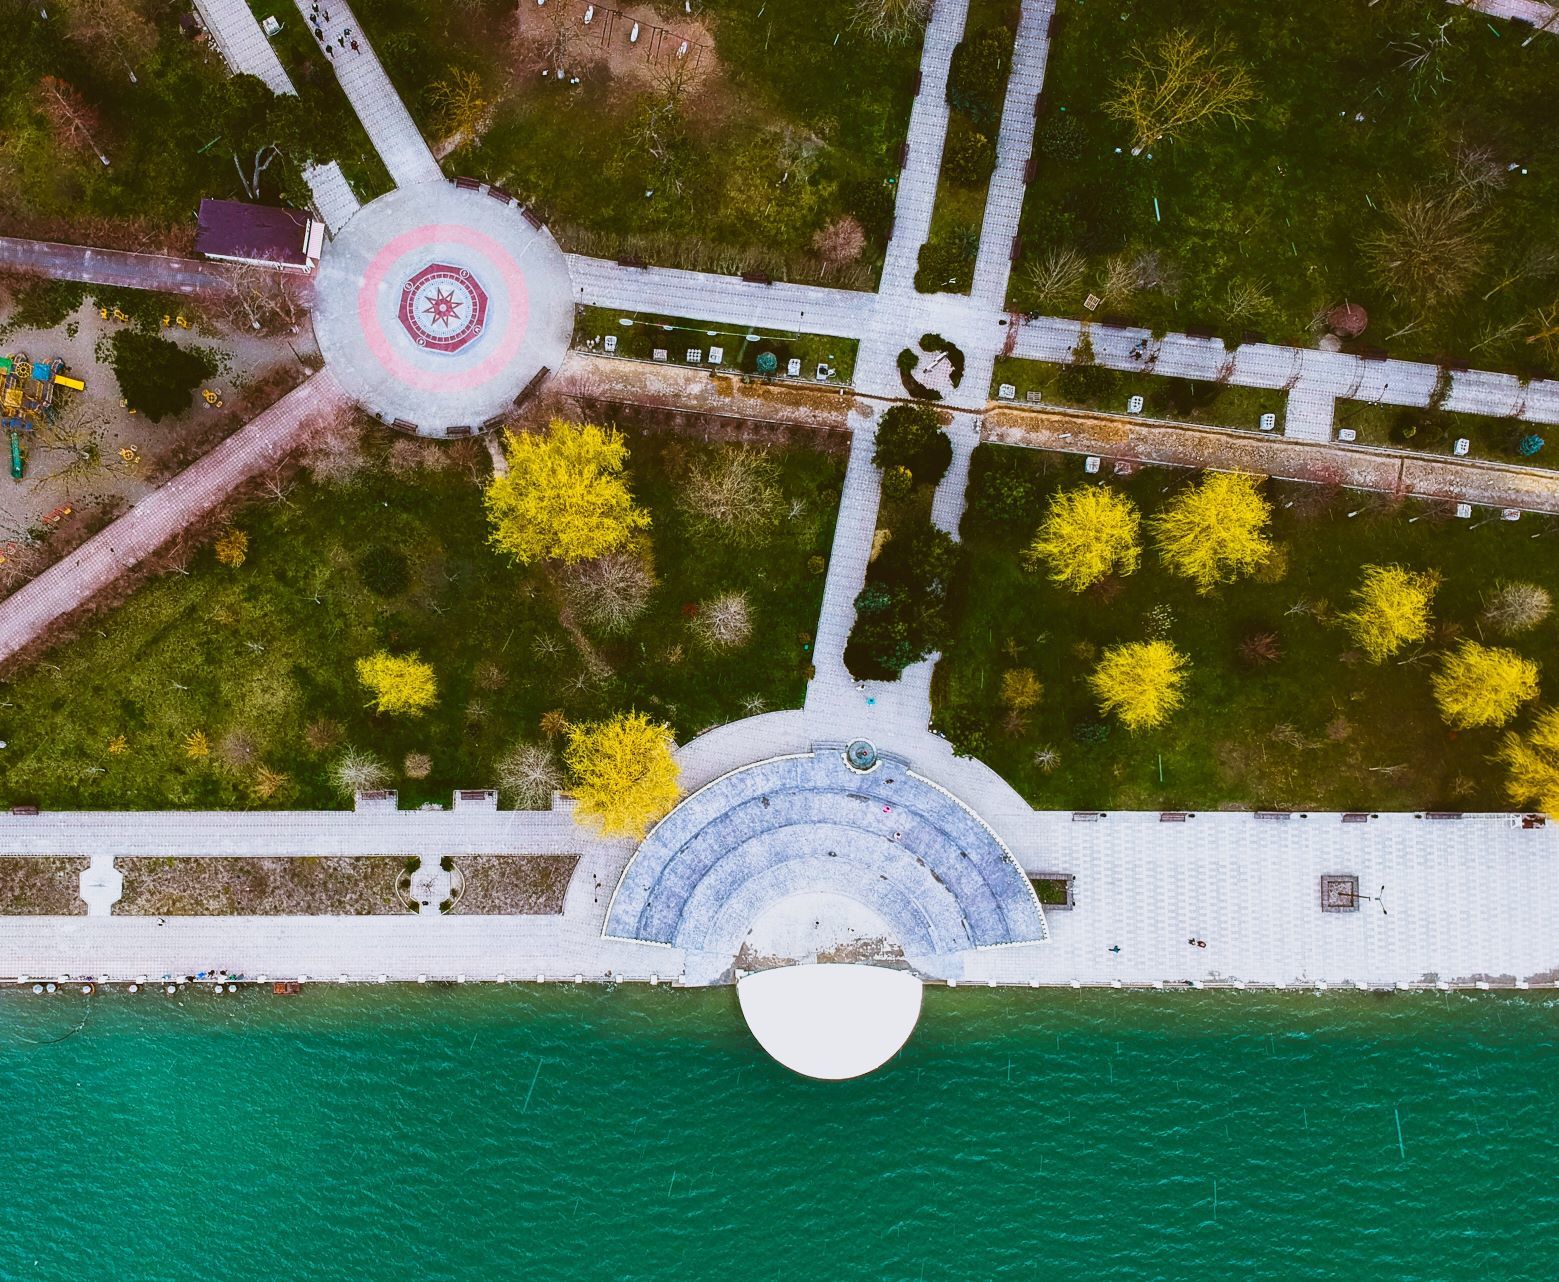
[338,34,346,46]
[351,39,360,52]
[326,43,334,57]
[314,26,322,40]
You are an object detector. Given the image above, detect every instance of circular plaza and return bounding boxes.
[604,746,1048,1076]
[311,183,572,435]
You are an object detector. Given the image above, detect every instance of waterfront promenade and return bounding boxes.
[3,735,1556,991]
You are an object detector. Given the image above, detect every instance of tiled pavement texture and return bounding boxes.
[0,237,234,296]
[969,0,1054,308]
[294,0,442,188]
[879,0,969,297]
[194,0,297,95]
[301,160,362,233]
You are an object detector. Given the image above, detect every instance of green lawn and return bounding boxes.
[0,423,842,810]
[992,353,1280,430]
[1337,399,1551,465]
[574,306,857,385]
[1010,0,1559,375]
[937,443,1559,813]
[350,0,918,286]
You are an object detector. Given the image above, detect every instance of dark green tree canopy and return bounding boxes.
[108,330,210,422]
[872,403,952,486]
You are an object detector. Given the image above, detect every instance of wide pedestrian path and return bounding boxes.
[292,0,442,188]
[0,368,346,670]
[0,237,236,296]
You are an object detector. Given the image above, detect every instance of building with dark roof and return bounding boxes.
[195,199,323,273]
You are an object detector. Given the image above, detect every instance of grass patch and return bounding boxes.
[451,855,578,915]
[351,0,917,285]
[0,423,842,810]
[574,306,856,385]
[1010,0,1559,374]
[114,856,406,914]
[0,858,88,915]
[938,443,1559,812]
[992,353,1279,430]
[1336,400,1550,464]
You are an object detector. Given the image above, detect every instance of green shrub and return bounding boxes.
[357,547,411,598]
[1039,115,1087,161]
[944,117,996,186]
[881,464,915,500]
[873,403,951,486]
[948,26,1015,126]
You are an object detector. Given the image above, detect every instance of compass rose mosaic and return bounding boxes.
[398,262,488,353]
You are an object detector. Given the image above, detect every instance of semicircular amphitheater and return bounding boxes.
[604,747,1047,1076]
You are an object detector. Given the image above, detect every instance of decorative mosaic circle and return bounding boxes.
[397,262,488,353]
[311,184,573,434]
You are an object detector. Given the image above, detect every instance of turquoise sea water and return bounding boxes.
[2,985,1557,1280]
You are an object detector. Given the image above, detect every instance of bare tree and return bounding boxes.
[233,145,280,200]
[427,67,489,143]
[31,398,134,495]
[1361,190,1489,308]
[812,216,867,267]
[300,405,370,486]
[216,262,308,334]
[1481,582,1552,636]
[495,742,563,809]
[692,591,753,650]
[331,748,389,797]
[37,76,110,166]
[849,0,931,44]
[562,550,657,635]
[679,447,781,543]
[1025,245,1088,310]
[1105,30,1257,154]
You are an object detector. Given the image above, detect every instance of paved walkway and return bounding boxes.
[568,255,876,340]
[0,367,346,670]
[880,0,969,298]
[0,237,235,296]
[970,1,1054,308]
[194,0,296,95]
[293,0,442,188]
[301,160,362,234]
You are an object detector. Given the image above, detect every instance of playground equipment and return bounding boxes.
[0,352,87,480]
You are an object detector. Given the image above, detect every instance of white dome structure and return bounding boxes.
[737,964,923,1080]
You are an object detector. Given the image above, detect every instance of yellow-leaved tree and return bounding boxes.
[564,711,681,839]
[356,651,438,717]
[484,420,650,566]
[1150,472,1272,592]
[1431,641,1539,729]
[1340,564,1440,663]
[1089,640,1189,730]
[1500,707,1559,814]
[1025,485,1141,591]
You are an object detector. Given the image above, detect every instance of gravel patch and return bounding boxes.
[0,857,88,915]
[115,856,409,915]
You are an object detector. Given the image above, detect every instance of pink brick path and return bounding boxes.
[0,368,346,671]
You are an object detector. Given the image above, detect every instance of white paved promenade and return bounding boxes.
[970,0,1053,307]
[294,0,441,188]
[194,0,296,95]
[1456,0,1557,30]
[568,255,876,340]
[4,790,1557,989]
[880,0,968,297]
[967,811,1559,990]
